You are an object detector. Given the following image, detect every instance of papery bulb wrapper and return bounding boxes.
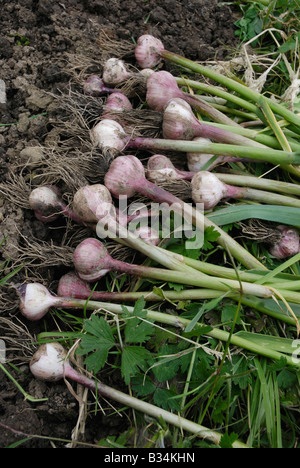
[73,238,112,281]
[29,185,63,222]
[102,58,131,85]
[162,98,198,140]
[104,155,145,198]
[186,137,217,172]
[90,119,129,155]
[30,342,68,382]
[135,35,164,69]
[146,71,182,111]
[18,283,58,321]
[270,225,300,259]
[191,171,227,210]
[83,75,106,96]
[73,184,113,224]
[57,271,92,298]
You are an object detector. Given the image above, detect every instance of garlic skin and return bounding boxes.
[29,186,62,223]
[102,58,131,85]
[140,68,155,77]
[73,184,113,224]
[186,137,218,172]
[18,283,59,321]
[135,34,164,69]
[102,92,132,118]
[105,155,145,198]
[133,226,160,245]
[30,342,67,382]
[191,171,227,210]
[90,119,129,156]
[162,98,197,140]
[57,271,91,298]
[147,154,180,182]
[73,238,111,282]
[146,71,182,111]
[83,75,106,96]
[270,225,300,259]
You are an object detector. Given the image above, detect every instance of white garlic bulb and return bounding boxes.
[191,171,227,210]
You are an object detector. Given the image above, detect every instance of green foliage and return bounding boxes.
[233,0,300,97]
[234,3,264,44]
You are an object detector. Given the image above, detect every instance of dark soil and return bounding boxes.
[0,0,239,448]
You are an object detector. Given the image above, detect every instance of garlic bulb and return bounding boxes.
[102,58,131,85]
[30,342,68,382]
[18,283,60,321]
[105,155,145,198]
[102,92,132,118]
[147,154,194,183]
[147,154,178,182]
[73,184,114,224]
[146,70,182,111]
[83,75,113,96]
[135,34,164,69]
[162,98,198,140]
[270,225,300,259]
[90,119,129,156]
[186,137,218,172]
[191,171,227,210]
[73,238,112,282]
[29,185,62,222]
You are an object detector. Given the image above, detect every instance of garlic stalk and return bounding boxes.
[72,238,273,298]
[191,172,300,210]
[146,71,240,127]
[90,118,300,166]
[162,98,266,148]
[29,342,248,447]
[72,183,198,274]
[135,34,300,129]
[104,155,267,270]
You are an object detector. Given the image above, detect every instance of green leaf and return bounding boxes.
[219,432,239,449]
[82,315,115,347]
[130,374,156,396]
[153,387,181,412]
[207,205,300,228]
[121,346,152,385]
[185,295,226,333]
[277,369,297,389]
[202,226,221,251]
[83,347,109,373]
[124,317,154,344]
[77,316,116,373]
